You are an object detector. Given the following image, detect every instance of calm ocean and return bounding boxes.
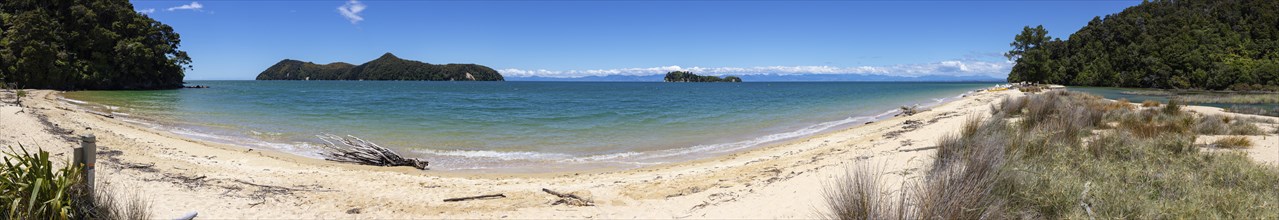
[64,81,989,172]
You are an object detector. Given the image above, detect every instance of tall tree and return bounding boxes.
[1004,25,1051,61]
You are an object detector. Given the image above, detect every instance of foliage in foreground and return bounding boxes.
[821,91,1279,219]
[0,145,151,219]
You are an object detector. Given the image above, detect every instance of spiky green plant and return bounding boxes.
[0,146,81,219]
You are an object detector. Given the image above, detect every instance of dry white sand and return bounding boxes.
[0,88,1272,219]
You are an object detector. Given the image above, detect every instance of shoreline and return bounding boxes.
[57,87,981,174]
[3,88,1273,218]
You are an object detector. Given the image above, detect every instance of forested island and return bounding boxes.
[663,71,742,82]
[256,53,504,81]
[0,0,190,90]
[1006,0,1278,91]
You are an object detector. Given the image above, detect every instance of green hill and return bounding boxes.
[256,53,503,81]
[1006,0,1279,90]
[0,0,191,90]
[663,71,742,82]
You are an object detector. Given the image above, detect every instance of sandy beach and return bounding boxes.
[1,88,1274,219]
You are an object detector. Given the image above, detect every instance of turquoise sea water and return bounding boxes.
[64,81,988,172]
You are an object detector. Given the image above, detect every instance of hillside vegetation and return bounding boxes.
[1006,0,1279,90]
[255,53,503,81]
[663,71,742,83]
[0,0,190,90]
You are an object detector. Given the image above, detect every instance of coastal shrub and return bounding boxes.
[822,91,1279,219]
[0,146,80,219]
[1212,136,1254,149]
[1140,100,1160,107]
[1001,92,1277,218]
[1017,86,1043,93]
[0,145,150,219]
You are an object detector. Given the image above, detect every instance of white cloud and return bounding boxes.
[337,0,367,24]
[498,60,1013,78]
[167,2,203,11]
[136,8,156,14]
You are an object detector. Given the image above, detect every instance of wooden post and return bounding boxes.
[80,134,96,190]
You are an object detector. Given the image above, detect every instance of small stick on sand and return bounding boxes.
[443,194,506,202]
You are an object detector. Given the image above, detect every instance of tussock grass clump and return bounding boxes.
[994,96,1026,115]
[1163,98,1183,115]
[1227,120,1263,135]
[1212,136,1254,149]
[1195,115,1265,135]
[1140,100,1160,107]
[820,163,897,220]
[1100,99,1136,112]
[821,91,1279,219]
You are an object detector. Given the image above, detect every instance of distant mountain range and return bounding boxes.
[256,53,503,81]
[508,73,1004,82]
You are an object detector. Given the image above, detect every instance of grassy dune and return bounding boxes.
[822,91,1279,219]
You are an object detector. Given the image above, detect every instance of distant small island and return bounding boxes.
[256,53,503,81]
[663,71,742,82]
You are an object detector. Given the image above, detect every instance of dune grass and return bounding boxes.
[821,91,1279,220]
[1212,136,1254,149]
[1226,106,1279,117]
[1194,115,1265,135]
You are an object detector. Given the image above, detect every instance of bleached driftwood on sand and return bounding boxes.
[542,188,593,206]
[317,134,429,170]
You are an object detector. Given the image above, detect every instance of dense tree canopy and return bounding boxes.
[256,53,504,81]
[663,71,742,83]
[0,0,190,90]
[1007,0,1279,90]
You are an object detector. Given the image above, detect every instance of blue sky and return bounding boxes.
[133,0,1141,80]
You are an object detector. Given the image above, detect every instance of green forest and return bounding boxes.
[255,53,504,81]
[663,71,742,83]
[1006,0,1279,90]
[0,0,190,90]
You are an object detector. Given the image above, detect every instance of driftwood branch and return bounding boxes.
[895,105,921,117]
[542,188,593,206]
[443,194,506,202]
[317,134,429,170]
